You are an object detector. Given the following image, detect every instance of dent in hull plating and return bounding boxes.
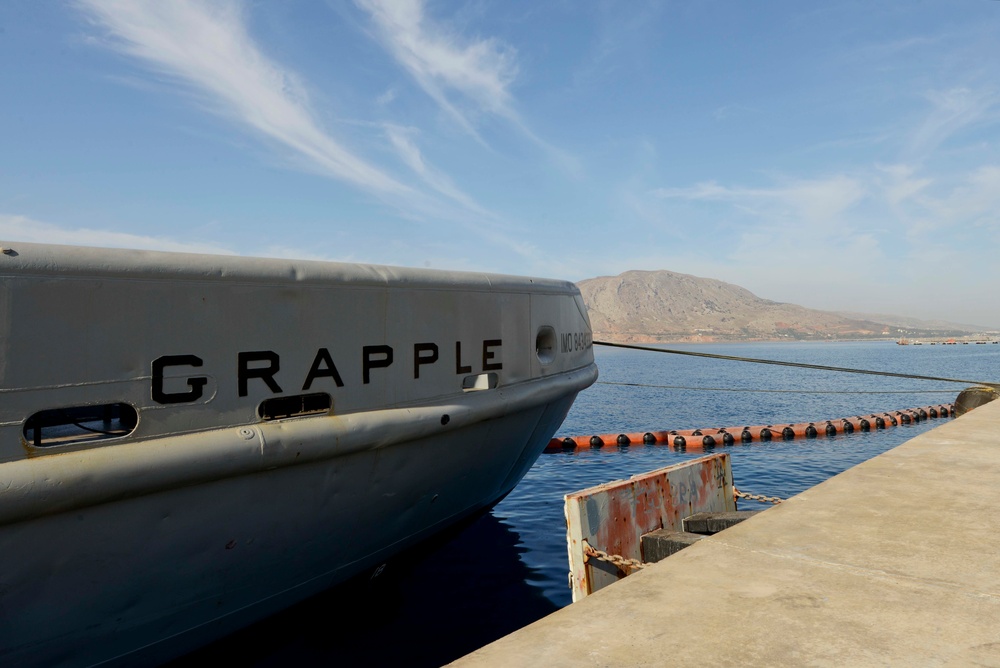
[0,242,597,665]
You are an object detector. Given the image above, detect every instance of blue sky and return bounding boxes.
[2,1,1000,326]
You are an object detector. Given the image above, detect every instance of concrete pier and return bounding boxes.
[453,399,1000,666]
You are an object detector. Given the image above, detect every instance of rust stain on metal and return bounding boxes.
[565,453,734,601]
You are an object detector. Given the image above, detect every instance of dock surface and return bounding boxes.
[453,399,1000,666]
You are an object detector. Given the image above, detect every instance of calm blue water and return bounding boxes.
[185,341,999,666]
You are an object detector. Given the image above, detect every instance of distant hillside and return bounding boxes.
[832,311,990,333]
[578,270,978,343]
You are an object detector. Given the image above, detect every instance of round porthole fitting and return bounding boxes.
[535,326,556,365]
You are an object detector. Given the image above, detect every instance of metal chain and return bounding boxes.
[583,543,648,570]
[734,486,783,505]
[583,490,785,573]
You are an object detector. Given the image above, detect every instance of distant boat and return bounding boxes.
[0,242,598,664]
[896,337,909,345]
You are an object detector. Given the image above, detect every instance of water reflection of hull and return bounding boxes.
[180,509,560,667]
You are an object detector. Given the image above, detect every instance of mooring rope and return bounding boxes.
[594,340,1000,388]
[596,381,954,394]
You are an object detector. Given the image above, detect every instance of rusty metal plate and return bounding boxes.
[565,453,734,601]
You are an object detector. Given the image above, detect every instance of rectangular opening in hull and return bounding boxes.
[258,393,332,420]
[24,404,138,447]
[462,373,499,391]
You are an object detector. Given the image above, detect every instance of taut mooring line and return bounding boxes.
[593,340,999,388]
[596,381,954,394]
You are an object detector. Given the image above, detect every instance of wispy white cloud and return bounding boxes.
[0,214,237,255]
[355,0,580,177]
[914,164,1000,231]
[383,124,488,215]
[865,162,1000,242]
[876,163,932,207]
[376,87,398,106]
[847,35,942,66]
[356,0,519,140]
[571,2,661,89]
[907,86,999,158]
[654,162,1000,244]
[77,0,410,196]
[712,104,761,121]
[644,173,885,306]
[652,175,866,225]
[642,161,1000,319]
[73,0,548,263]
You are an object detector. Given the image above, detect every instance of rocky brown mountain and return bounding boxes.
[577,270,968,343]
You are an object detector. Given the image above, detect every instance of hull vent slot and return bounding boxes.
[24,403,138,448]
[258,393,332,420]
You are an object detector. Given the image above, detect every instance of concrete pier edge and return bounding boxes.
[452,399,1000,667]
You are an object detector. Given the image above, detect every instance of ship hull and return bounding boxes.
[0,242,596,665]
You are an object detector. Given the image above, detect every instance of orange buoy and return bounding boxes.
[544,403,955,452]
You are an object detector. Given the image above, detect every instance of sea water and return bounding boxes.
[184,340,1000,666]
